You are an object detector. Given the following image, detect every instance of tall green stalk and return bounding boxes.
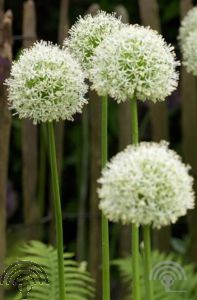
[47,122,65,300]
[101,95,110,300]
[143,225,153,300]
[38,124,47,217]
[131,97,141,300]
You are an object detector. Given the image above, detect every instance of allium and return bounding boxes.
[5,41,87,124]
[179,6,197,45]
[90,25,179,103]
[98,141,194,228]
[64,11,124,70]
[181,30,197,76]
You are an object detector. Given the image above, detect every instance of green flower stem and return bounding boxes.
[143,225,153,300]
[101,95,110,300]
[38,124,47,217]
[47,122,66,300]
[131,97,141,300]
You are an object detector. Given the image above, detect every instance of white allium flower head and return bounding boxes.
[98,141,194,228]
[90,25,179,103]
[5,41,88,124]
[181,30,197,76]
[179,6,197,46]
[64,11,124,70]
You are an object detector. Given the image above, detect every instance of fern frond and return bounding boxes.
[6,240,95,300]
[112,250,197,300]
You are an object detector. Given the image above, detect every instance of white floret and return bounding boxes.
[179,6,197,46]
[90,25,179,103]
[181,30,197,76]
[64,11,124,70]
[98,141,195,228]
[5,41,88,124]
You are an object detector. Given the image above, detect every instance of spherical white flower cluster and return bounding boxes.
[179,6,197,45]
[179,7,197,76]
[6,41,88,124]
[98,141,194,228]
[64,11,124,70]
[181,31,197,76]
[90,25,179,103]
